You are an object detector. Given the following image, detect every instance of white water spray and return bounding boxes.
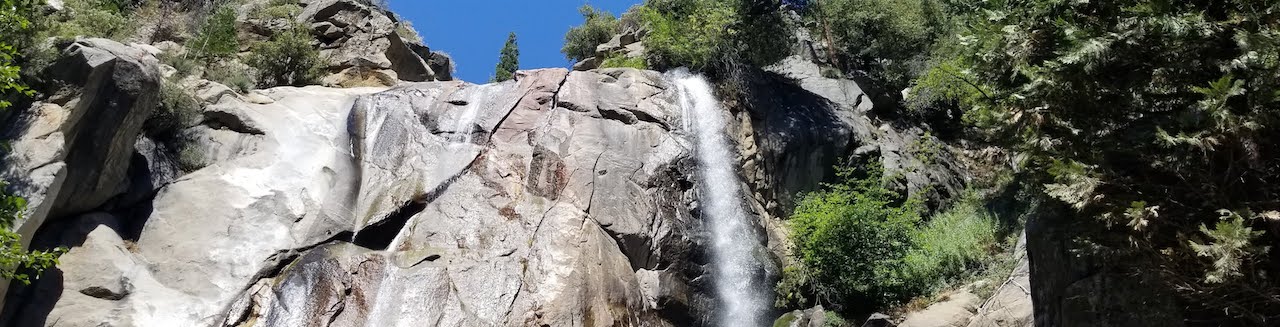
[449,84,491,145]
[672,71,769,327]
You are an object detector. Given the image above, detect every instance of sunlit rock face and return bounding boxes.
[2,66,721,326]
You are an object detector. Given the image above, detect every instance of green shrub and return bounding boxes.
[823,312,851,327]
[637,0,736,70]
[159,51,198,77]
[1,0,37,111]
[177,142,206,172]
[0,179,65,285]
[246,25,324,88]
[781,164,999,312]
[252,0,302,21]
[784,164,923,309]
[191,6,239,60]
[40,0,133,40]
[812,0,944,90]
[599,55,647,70]
[561,4,619,62]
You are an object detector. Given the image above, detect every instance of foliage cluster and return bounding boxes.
[251,0,302,22]
[636,0,792,72]
[805,0,945,91]
[778,164,998,312]
[558,0,792,76]
[247,25,324,88]
[39,0,135,41]
[561,5,619,62]
[901,0,1280,323]
[190,6,239,60]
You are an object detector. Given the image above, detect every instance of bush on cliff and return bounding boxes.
[561,4,619,62]
[601,0,789,73]
[247,25,324,88]
[806,0,945,91]
[40,0,134,41]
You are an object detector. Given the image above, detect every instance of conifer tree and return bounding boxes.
[492,32,519,82]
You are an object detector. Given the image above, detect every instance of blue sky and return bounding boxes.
[390,1,643,83]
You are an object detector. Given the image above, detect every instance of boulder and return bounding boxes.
[898,291,980,327]
[1027,202,1185,327]
[427,51,454,81]
[595,35,624,57]
[322,66,399,87]
[0,37,160,250]
[297,0,438,84]
[573,56,601,71]
[862,313,895,327]
[775,305,828,327]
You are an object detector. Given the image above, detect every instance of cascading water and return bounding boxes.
[671,71,770,326]
[449,84,492,145]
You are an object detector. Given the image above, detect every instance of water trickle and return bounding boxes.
[671,71,769,327]
[449,84,492,145]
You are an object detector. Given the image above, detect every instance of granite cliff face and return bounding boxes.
[1,39,711,324]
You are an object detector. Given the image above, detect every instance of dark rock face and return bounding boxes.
[1026,202,1185,327]
[736,57,965,218]
[46,40,162,219]
[0,37,160,250]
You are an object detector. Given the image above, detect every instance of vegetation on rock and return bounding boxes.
[191,6,239,60]
[247,25,324,88]
[561,5,619,62]
[911,1,1280,322]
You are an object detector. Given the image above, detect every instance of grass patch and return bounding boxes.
[145,79,200,139]
[599,55,648,70]
[159,51,198,77]
[902,195,999,292]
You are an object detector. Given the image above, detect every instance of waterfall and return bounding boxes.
[671,71,769,327]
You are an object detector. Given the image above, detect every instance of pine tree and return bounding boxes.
[492,32,519,82]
